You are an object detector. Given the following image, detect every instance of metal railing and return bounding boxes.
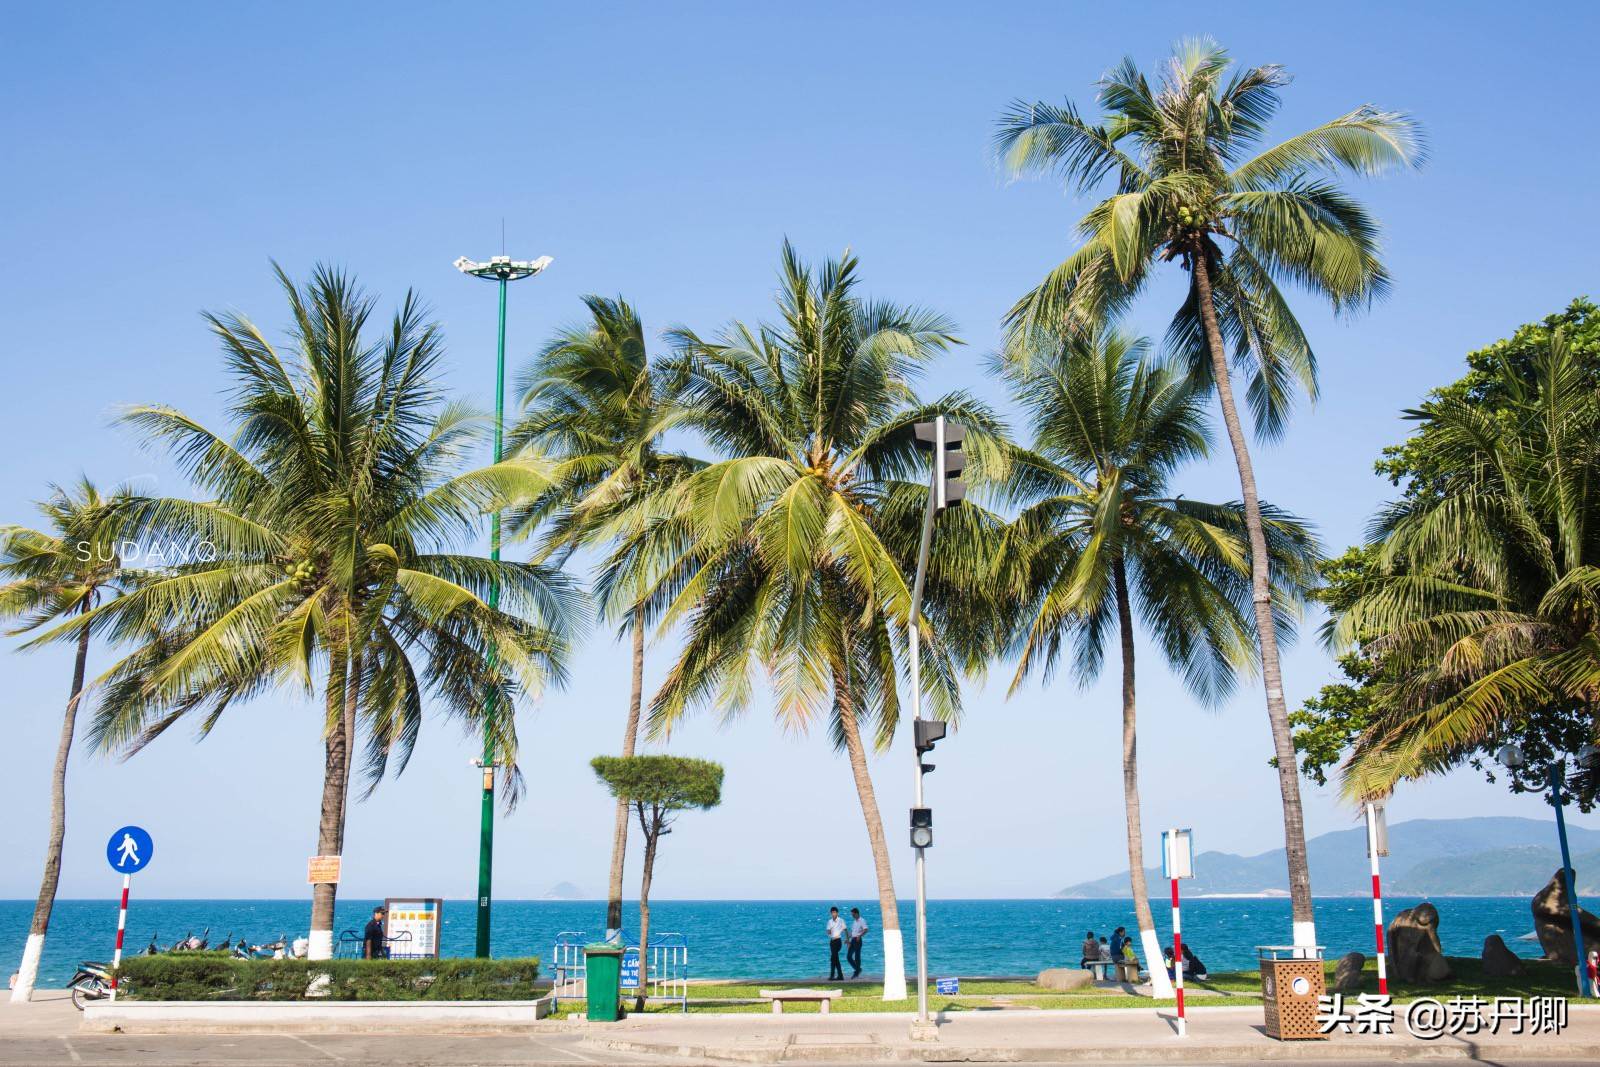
[550,930,688,1012]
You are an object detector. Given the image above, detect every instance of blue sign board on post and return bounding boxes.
[106,826,154,874]
[620,947,640,988]
[936,977,959,995]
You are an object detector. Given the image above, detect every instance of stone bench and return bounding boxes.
[758,988,843,1014]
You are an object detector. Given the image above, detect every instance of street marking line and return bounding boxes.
[285,1034,345,1062]
[58,1037,83,1064]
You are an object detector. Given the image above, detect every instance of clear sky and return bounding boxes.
[3,1,1598,904]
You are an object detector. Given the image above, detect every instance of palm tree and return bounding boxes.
[995,40,1421,942]
[3,480,134,1002]
[509,295,704,937]
[1335,329,1600,797]
[1000,330,1317,995]
[647,242,996,1000]
[62,265,579,959]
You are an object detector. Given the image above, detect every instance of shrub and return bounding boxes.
[115,955,541,1001]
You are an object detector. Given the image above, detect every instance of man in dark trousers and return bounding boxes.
[826,907,846,981]
[362,906,387,959]
[847,908,868,979]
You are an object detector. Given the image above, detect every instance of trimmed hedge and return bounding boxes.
[115,955,541,1001]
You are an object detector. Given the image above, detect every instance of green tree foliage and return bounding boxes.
[61,265,580,953]
[510,294,705,933]
[995,37,1421,938]
[591,755,723,1007]
[1294,304,1600,807]
[645,241,1009,998]
[999,327,1317,991]
[1,480,136,1001]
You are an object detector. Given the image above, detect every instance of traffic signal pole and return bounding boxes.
[908,416,964,1033]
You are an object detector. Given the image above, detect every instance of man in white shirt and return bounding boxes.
[847,908,868,978]
[826,908,846,980]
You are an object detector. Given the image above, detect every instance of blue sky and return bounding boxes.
[2,1,1598,904]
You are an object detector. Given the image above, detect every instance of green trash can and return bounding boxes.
[584,943,624,1022]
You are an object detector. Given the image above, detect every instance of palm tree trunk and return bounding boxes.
[634,804,656,1013]
[1112,560,1174,997]
[309,652,358,960]
[1190,253,1316,945]
[833,668,905,1000]
[606,610,647,936]
[9,619,91,1003]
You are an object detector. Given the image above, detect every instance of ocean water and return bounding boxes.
[1,896,1546,990]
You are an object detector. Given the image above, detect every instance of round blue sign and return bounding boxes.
[105,825,153,874]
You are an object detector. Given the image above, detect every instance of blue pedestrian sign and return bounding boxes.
[106,826,153,874]
[620,947,640,988]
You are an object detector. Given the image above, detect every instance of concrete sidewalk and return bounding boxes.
[576,1005,1600,1063]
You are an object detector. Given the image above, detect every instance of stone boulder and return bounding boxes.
[1332,951,1366,993]
[1036,967,1094,992]
[1531,869,1600,965]
[1481,934,1524,978]
[1387,903,1454,983]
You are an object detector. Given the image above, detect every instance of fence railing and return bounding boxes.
[550,930,688,1012]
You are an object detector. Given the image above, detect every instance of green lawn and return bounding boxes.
[552,957,1580,1016]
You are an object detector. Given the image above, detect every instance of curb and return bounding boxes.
[580,1035,1600,1064]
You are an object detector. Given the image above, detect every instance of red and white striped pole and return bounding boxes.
[1171,875,1186,1037]
[109,873,131,1000]
[1365,801,1388,996]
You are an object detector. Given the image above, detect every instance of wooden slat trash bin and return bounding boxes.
[1258,946,1327,1040]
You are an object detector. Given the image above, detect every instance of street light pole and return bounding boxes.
[454,253,553,959]
[1498,742,1595,997]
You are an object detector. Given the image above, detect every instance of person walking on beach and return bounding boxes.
[1588,950,1598,997]
[826,907,846,981]
[847,908,868,979]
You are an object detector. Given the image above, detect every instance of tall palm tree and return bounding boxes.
[1000,330,1317,995]
[3,480,134,1002]
[647,242,996,1000]
[1335,329,1600,796]
[60,265,578,959]
[509,295,704,937]
[995,40,1421,941]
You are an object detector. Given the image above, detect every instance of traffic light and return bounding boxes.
[914,417,966,510]
[910,807,933,849]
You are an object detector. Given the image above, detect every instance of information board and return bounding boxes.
[383,898,443,959]
[620,947,640,988]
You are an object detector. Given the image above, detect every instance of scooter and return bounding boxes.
[66,961,113,1010]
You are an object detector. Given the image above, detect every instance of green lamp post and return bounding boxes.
[453,252,553,958]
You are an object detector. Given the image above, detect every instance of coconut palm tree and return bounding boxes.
[995,40,1421,942]
[3,480,136,1002]
[1335,329,1600,797]
[646,242,999,1000]
[1000,330,1317,995]
[61,265,579,959]
[509,295,704,937]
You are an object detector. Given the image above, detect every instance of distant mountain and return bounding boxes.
[543,881,588,900]
[1055,817,1600,899]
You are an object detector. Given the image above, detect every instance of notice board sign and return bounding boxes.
[306,855,342,885]
[620,947,641,988]
[384,898,443,959]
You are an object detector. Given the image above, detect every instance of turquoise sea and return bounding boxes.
[1,897,1546,990]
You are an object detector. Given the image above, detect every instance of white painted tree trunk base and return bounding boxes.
[880,928,906,1001]
[1138,927,1173,998]
[307,929,334,962]
[9,933,44,1003]
[1293,920,1318,950]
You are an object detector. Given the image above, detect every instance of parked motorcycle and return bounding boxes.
[66,961,113,1010]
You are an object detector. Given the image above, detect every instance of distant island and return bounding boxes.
[542,881,588,900]
[1055,817,1600,899]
